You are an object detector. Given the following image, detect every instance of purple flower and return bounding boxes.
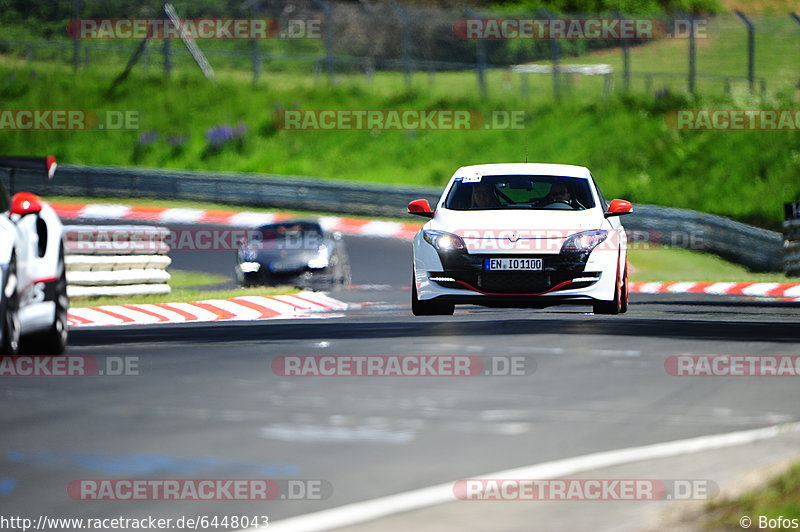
[138,131,158,146]
[206,125,235,148]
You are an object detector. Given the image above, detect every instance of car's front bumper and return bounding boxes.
[236,264,336,288]
[413,232,620,306]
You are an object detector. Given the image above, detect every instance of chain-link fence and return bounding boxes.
[2,3,798,100]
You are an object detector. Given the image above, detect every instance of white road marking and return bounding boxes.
[254,421,800,532]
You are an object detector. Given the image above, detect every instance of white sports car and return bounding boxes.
[408,163,632,316]
[0,156,68,355]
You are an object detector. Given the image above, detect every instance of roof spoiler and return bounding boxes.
[0,156,57,179]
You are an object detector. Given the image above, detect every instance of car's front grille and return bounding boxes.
[431,270,600,294]
[477,272,568,293]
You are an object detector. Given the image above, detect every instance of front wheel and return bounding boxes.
[1,258,20,356]
[619,263,629,314]
[39,254,69,355]
[411,273,454,316]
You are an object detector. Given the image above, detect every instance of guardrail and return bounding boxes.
[63,225,171,298]
[8,164,785,273]
[785,210,800,277]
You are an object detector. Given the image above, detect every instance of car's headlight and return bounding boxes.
[561,230,608,252]
[239,261,261,273]
[422,230,466,252]
[308,246,330,269]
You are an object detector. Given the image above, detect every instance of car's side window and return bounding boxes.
[36,216,48,257]
[0,180,8,212]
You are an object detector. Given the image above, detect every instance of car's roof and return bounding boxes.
[454,163,591,179]
[257,220,323,231]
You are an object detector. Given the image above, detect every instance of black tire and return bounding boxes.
[1,257,20,356]
[39,253,69,355]
[619,263,629,314]
[411,274,454,316]
[338,264,352,288]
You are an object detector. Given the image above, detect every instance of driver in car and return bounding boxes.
[545,183,571,203]
[471,182,501,209]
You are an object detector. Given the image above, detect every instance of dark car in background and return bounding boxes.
[235,220,351,290]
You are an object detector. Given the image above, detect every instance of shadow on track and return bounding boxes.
[70,314,800,347]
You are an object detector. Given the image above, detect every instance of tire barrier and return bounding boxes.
[63,225,171,298]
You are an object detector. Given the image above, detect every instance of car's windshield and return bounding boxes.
[444,174,595,211]
[256,222,323,242]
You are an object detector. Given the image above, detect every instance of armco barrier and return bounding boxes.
[63,225,172,298]
[785,203,800,277]
[10,164,784,272]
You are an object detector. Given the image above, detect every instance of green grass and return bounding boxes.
[703,461,800,531]
[69,270,299,308]
[0,64,796,229]
[167,269,228,289]
[628,246,798,282]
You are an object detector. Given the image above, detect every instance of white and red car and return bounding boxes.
[0,156,68,355]
[408,163,632,316]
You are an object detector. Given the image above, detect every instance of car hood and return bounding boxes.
[428,208,608,254]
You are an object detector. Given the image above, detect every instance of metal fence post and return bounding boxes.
[163,6,173,79]
[542,10,561,102]
[251,2,261,84]
[687,14,696,93]
[313,0,334,84]
[735,11,755,93]
[791,13,800,89]
[393,2,412,89]
[72,0,82,72]
[614,11,630,92]
[466,9,487,100]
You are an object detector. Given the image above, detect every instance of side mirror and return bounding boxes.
[407,199,434,219]
[46,155,57,180]
[605,199,633,218]
[10,192,43,217]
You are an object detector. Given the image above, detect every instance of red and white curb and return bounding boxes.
[67,292,348,327]
[51,201,421,240]
[630,281,800,300]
